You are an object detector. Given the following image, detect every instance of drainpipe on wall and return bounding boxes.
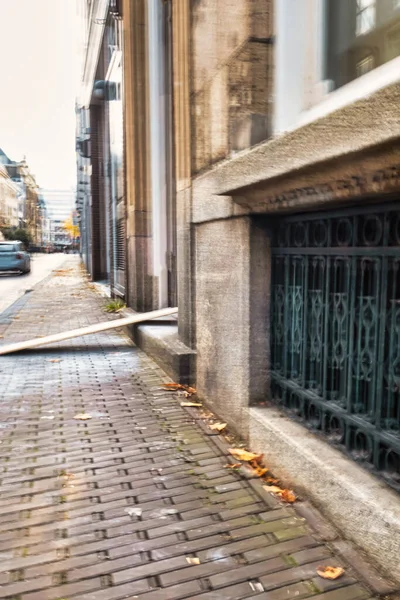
[147,0,169,308]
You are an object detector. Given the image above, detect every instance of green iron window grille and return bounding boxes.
[270,203,400,491]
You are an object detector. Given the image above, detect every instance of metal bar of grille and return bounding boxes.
[270,204,400,491]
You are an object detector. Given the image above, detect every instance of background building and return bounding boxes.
[0,149,42,244]
[0,163,19,228]
[41,188,76,247]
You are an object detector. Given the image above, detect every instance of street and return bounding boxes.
[0,253,67,315]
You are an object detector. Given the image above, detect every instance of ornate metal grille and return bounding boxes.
[270,204,400,490]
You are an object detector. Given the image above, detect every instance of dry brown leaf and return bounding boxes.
[224,463,242,469]
[280,489,297,503]
[210,422,227,432]
[0,336,4,339]
[180,402,202,407]
[47,359,62,363]
[186,557,200,565]
[229,448,263,463]
[250,464,268,477]
[162,383,196,393]
[263,485,297,503]
[264,477,279,485]
[317,566,345,580]
[73,413,92,421]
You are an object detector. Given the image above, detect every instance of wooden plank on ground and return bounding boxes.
[0,307,178,356]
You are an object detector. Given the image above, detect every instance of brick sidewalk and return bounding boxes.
[0,259,375,600]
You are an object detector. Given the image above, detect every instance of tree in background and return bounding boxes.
[1,227,32,248]
[63,216,80,247]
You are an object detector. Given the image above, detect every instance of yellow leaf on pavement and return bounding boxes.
[210,422,227,432]
[162,383,196,394]
[186,557,200,565]
[250,464,268,477]
[317,566,345,580]
[263,485,297,503]
[74,413,92,420]
[180,402,202,407]
[280,489,297,503]
[229,448,263,463]
[263,485,283,494]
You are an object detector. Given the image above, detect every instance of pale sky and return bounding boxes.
[0,0,80,190]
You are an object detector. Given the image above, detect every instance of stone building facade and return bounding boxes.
[0,151,43,244]
[0,164,19,228]
[77,0,400,579]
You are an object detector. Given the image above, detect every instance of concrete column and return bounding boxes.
[122,0,154,311]
[172,0,196,346]
[196,216,271,436]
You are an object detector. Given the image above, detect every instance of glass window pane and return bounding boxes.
[357,0,374,9]
[326,0,400,90]
[356,6,376,36]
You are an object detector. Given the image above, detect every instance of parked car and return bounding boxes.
[0,241,31,274]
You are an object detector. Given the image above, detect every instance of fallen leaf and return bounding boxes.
[250,464,268,477]
[73,413,92,420]
[0,335,4,339]
[161,383,196,395]
[180,402,202,407]
[186,557,200,565]
[317,566,345,580]
[263,485,297,503]
[280,489,297,503]
[229,448,263,463]
[210,422,227,432]
[264,477,279,485]
[225,463,242,469]
[263,485,283,494]
[47,359,62,363]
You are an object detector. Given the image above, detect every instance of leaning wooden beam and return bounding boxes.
[0,307,178,356]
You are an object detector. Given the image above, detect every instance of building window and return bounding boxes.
[270,204,400,491]
[326,0,400,90]
[356,0,376,36]
[356,55,374,77]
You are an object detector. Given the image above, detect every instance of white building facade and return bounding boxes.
[40,188,76,246]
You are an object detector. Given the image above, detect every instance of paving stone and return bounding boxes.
[0,259,374,600]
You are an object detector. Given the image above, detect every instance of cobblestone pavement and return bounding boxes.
[0,259,376,600]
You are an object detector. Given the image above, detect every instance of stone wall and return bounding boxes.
[191,0,273,173]
[195,216,270,434]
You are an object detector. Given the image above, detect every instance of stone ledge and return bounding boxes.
[120,310,195,385]
[249,407,400,586]
[192,82,400,223]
